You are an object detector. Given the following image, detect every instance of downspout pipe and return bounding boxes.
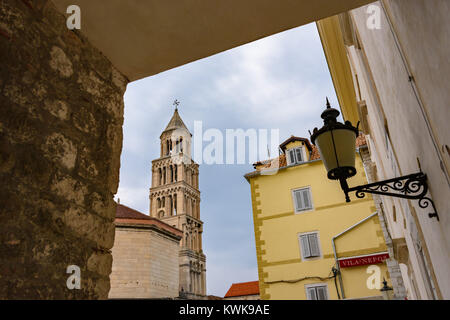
[332,212,378,300]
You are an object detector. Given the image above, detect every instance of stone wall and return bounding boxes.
[359,147,407,299]
[349,0,448,299]
[149,230,180,298]
[0,0,128,299]
[109,226,180,299]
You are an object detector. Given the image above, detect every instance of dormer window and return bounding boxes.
[287,147,304,165]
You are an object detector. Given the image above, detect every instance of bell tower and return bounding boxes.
[149,104,206,299]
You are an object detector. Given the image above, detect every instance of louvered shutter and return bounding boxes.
[294,190,304,211]
[307,287,317,300]
[288,150,295,165]
[308,233,320,257]
[295,147,303,162]
[294,188,312,212]
[300,235,311,258]
[302,189,311,210]
[316,286,327,300]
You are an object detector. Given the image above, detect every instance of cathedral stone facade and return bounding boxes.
[149,108,206,299]
[109,204,182,299]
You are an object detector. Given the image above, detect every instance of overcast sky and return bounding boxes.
[116,22,338,297]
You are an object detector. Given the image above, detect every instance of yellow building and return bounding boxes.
[245,135,391,300]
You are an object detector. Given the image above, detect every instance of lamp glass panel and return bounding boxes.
[315,129,356,173]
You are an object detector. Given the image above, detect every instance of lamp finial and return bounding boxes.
[326,97,331,108]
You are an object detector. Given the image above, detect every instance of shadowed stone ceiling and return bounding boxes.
[52,0,373,81]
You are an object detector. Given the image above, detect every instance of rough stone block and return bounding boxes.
[0,0,128,299]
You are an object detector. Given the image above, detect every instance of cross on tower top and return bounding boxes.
[173,99,180,110]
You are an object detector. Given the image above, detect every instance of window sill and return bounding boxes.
[294,208,314,215]
[301,256,323,262]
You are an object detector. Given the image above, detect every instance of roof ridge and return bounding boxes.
[116,203,151,218]
[232,280,259,284]
[115,203,183,236]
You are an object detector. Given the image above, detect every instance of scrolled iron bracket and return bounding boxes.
[341,172,439,220]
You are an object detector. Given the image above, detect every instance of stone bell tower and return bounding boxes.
[149,105,206,299]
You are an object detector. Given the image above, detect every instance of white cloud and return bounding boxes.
[115,185,149,214]
[206,260,258,297]
[208,23,334,134]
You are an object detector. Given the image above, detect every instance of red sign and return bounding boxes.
[338,252,389,268]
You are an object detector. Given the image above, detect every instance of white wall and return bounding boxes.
[347,0,449,299]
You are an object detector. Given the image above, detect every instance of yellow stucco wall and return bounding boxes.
[248,152,389,300]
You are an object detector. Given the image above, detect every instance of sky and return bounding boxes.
[115,22,338,297]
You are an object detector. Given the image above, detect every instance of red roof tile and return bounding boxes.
[224,281,260,298]
[356,132,367,148]
[310,144,321,160]
[116,203,153,220]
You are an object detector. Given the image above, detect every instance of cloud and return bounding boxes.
[115,185,149,214]
[207,259,258,297]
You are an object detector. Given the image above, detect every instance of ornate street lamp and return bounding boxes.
[310,99,439,220]
[380,278,394,300]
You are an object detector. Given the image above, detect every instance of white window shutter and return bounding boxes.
[293,188,312,212]
[295,147,303,162]
[302,189,311,210]
[307,287,317,300]
[294,190,304,211]
[300,235,311,258]
[308,233,320,257]
[288,150,295,165]
[316,286,327,300]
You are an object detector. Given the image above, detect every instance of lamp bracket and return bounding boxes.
[342,172,439,220]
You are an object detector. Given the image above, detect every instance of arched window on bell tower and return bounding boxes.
[173,194,177,215]
[163,167,166,184]
[175,138,180,154]
[168,195,173,216]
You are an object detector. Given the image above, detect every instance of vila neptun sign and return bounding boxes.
[338,252,389,268]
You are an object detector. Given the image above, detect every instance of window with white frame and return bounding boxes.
[305,284,328,300]
[286,147,304,165]
[292,187,313,213]
[298,232,321,259]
